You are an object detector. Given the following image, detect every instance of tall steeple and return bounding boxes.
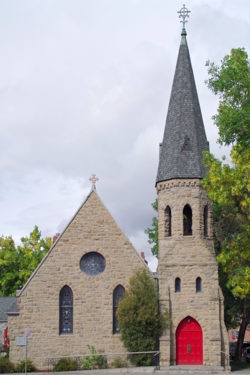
[156,7,209,185]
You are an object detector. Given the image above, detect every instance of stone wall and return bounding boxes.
[157,179,229,367]
[9,190,148,369]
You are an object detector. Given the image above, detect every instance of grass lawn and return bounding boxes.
[231,360,250,369]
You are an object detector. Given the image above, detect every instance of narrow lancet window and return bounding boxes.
[175,277,181,293]
[165,206,172,237]
[113,285,125,334]
[204,205,208,237]
[183,204,192,236]
[196,277,202,293]
[60,285,73,335]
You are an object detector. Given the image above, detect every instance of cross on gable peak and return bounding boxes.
[89,174,99,190]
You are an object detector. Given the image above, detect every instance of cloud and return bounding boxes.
[0,0,249,271]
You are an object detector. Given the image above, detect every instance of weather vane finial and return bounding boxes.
[177,4,191,35]
[89,173,99,190]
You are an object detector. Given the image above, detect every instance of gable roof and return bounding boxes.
[156,33,209,185]
[19,188,151,296]
[0,297,19,321]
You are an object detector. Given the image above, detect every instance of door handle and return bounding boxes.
[187,345,191,353]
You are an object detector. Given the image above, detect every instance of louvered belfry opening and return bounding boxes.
[165,206,172,237]
[183,204,192,236]
[113,285,125,334]
[60,285,73,335]
[204,205,208,237]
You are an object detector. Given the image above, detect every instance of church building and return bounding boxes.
[8,6,229,370]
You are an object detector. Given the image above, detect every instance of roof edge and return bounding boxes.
[155,177,204,188]
[19,188,95,296]
[19,188,153,296]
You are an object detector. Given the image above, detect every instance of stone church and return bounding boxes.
[7,12,229,370]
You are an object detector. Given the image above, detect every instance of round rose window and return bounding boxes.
[80,252,106,276]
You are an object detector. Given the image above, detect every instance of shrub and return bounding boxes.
[0,357,15,373]
[53,358,78,372]
[82,345,106,370]
[116,267,170,366]
[15,359,37,373]
[110,357,127,368]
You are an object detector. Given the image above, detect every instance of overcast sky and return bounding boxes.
[0,0,249,271]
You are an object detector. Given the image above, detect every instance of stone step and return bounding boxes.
[158,365,230,373]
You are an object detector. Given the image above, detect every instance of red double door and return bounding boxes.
[176,316,203,365]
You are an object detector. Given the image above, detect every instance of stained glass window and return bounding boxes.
[113,285,125,334]
[60,285,73,335]
[80,252,106,276]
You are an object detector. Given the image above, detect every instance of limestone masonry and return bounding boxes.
[9,191,148,368]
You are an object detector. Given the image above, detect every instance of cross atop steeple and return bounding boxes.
[177,4,191,35]
[89,174,99,190]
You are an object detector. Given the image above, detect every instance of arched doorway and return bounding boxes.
[176,316,203,365]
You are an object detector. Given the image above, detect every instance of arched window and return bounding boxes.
[175,277,181,293]
[196,277,202,293]
[113,285,125,334]
[60,285,73,335]
[165,206,171,237]
[204,206,208,237]
[183,204,192,236]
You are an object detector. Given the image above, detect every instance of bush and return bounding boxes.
[116,267,170,366]
[0,357,15,373]
[110,357,127,368]
[82,345,106,370]
[15,359,37,373]
[53,358,79,372]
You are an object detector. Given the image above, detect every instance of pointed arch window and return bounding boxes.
[165,206,172,237]
[175,277,181,293]
[196,277,202,293]
[60,285,73,335]
[204,205,208,237]
[113,285,125,334]
[183,204,192,236]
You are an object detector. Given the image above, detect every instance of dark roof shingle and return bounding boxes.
[0,297,18,321]
[156,35,209,185]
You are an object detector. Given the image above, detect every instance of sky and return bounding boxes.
[0,0,249,272]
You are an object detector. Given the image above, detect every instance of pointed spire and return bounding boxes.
[156,15,209,186]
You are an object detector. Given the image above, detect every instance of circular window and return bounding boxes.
[80,252,106,276]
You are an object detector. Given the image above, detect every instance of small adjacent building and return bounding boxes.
[0,297,18,350]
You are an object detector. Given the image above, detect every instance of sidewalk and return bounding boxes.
[6,364,250,375]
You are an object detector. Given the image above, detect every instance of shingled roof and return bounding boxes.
[156,33,209,185]
[0,297,18,322]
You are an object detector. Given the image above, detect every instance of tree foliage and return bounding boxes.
[202,47,250,361]
[205,48,250,148]
[116,267,170,365]
[0,226,52,296]
[144,199,158,258]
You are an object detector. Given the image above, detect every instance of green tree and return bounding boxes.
[202,47,250,360]
[144,199,158,258]
[205,48,250,148]
[116,267,170,365]
[0,226,52,296]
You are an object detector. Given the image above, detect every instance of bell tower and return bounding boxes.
[156,6,229,368]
